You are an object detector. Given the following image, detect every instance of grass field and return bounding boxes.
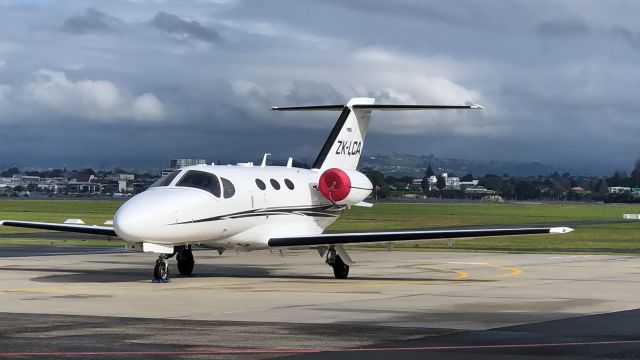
[0,199,125,246]
[1,199,639,253]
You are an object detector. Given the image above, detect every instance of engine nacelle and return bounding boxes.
[317,168,373,205]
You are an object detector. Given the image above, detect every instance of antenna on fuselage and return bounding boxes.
[261,153,271,168]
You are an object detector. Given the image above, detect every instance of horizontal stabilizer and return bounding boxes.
[271,104,483,111]
[268,227,573,247]
[271,105,344,111]
[275,97,484,171]
[352,104,484,110]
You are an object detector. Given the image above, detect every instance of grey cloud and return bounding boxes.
[537,18,640,50]
[151,11,220,43]
[2,0,640,174]
[20,69,165,122]
[61,7,117,35]
[316,0,531,31]
[610,26,640,49]
[536,17,590,37]
[283,81,345,105]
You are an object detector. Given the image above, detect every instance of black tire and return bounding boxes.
[177,249,195,276]
[332,255,349,279]
[154,260,169,281]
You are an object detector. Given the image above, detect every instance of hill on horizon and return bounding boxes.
[358,154,600,178]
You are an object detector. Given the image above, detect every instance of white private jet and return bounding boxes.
[0,98,573,281]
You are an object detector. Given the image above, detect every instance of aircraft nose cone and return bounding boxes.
[114,188,213,242]
[113,192,160,242]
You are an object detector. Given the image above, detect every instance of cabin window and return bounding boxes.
[284,179,295,190]
[176,170,221,197]
[221,177,235,199]
[149,170,181,188]
[255,179,266,190]
[270,179,281,190]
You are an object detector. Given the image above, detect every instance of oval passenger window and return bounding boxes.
[255,179,266,190]
[270,179,281,190]
[221,177,235,199]
[284,179,294,190]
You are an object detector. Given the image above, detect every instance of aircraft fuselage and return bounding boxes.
[113,164,354,250]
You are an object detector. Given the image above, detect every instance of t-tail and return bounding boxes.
[272,97,483,171]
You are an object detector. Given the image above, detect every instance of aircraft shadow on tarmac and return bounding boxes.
[0,263,494,284]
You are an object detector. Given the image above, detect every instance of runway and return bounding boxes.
[1,246,640,358]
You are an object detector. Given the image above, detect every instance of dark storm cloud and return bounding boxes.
[151,11,220,43]
[283,81,345,105]
[1,0,640,174]
[316,0,530,31]
[610,26,640,49]
[61,7,117,35]
[536,17,590,37]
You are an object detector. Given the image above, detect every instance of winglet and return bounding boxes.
[549,227,574,234]
[470,104,484,109]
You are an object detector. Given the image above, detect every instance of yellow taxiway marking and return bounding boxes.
[413,262,524,281]
[414,265,470,280]
[0,288,51,294]
[491,266,523,278]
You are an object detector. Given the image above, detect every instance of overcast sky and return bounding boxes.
[0,0,638,174]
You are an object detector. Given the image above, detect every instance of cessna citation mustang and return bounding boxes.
[0,98,573,281]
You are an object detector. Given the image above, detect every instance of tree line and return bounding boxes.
[361,158,640,203]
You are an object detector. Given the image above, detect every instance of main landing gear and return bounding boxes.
[176,245,195,276]
[326,246,349,279]
[153,245,195,282]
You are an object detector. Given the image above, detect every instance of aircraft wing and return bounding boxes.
[0,220,117,237]
[268,226,573,247]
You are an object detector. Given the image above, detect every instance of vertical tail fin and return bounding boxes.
[271,97,482,171]
[312,97,374,170]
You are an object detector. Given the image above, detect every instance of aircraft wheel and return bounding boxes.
[332,255,349,279]
[154,258,169,281]
[177,247,195,276]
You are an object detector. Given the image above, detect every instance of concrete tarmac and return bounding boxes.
[1,246,640,358]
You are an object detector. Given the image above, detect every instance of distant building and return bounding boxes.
[421,175,437,191]
[410,179,423,190]
[161,169,175,177]
[104,174,120,182]
[16,175,42,185]
[170,159,206,168]
[71,173,93,183]
[441,173,460,190]
[464,186,495,195]
[66,181,101,193]
[459,180,480,189]
[609,187,631,194]
[402,193,420,199]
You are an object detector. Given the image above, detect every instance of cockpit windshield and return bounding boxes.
[176,170,221,197]
[149,170,181,189]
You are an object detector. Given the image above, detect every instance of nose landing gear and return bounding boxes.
[153,255,169,282]
[152,245,195,282]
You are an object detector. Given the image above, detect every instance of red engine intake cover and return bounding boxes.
[318,168,351,202]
